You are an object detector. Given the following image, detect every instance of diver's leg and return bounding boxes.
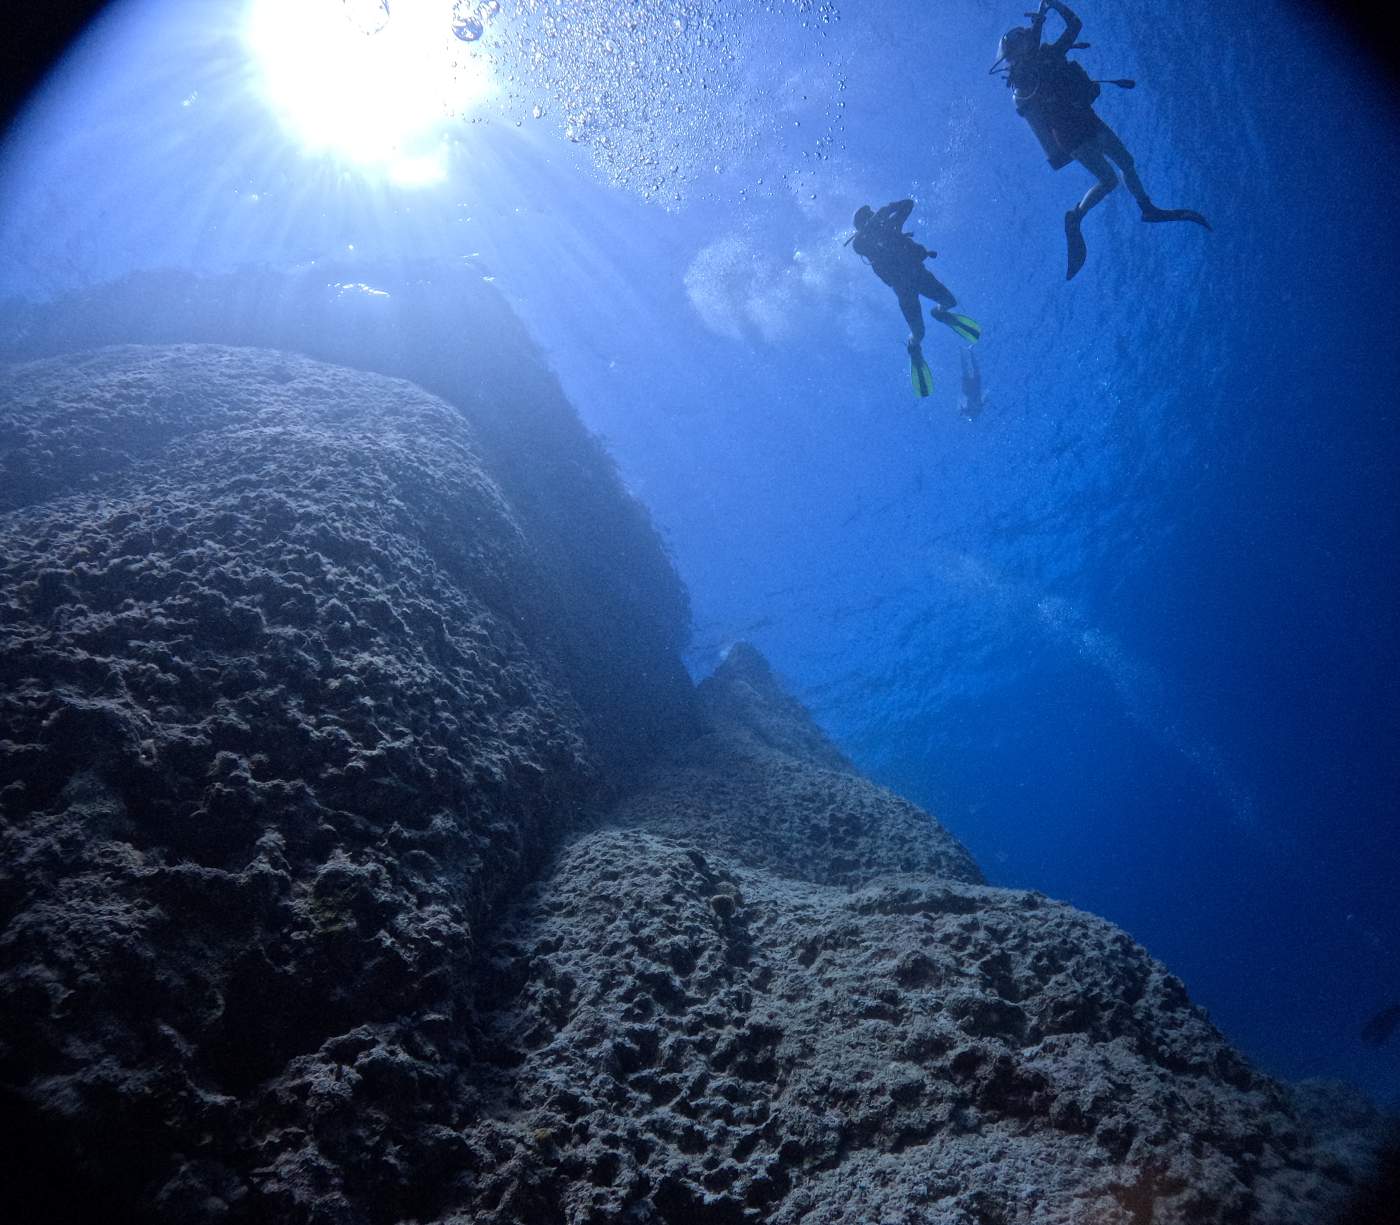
[1100,125,1212,228]
[897,288,925,349]
[1096,126,1151,209]
[915,269,957,313]
[1063,137,1117,278]
[1070,138,1119,216]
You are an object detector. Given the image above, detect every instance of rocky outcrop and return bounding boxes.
[467,838,1339,1224]
[607,643,983,889]
[0,339,1388,1224]
[458,651,1387,1224]
[1,263,696,770]
[0,342,690,1222]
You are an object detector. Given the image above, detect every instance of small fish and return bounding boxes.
[1360,1002,1400,1047]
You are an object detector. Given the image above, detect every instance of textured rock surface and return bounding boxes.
[0,340,1389,1224]
[1,263,696,770]
[467,835,1371,1224]
[450,653,1386,1225]
[607,644,983,890]
[0,343,689,1222]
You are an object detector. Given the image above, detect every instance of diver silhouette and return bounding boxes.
[849,199,982,398]
[992,0,1211,279]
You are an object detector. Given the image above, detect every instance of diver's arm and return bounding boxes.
[1041,0,1082,53]
[879,199,915,228]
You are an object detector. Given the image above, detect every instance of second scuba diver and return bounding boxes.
[993,0,1210,279]
[849,198,981,397]
[959,347,986,421]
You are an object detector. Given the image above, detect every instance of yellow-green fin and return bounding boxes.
[935,311,982,344]
[910,355,934,397]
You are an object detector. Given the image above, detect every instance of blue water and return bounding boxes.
[3,0,1398,1109]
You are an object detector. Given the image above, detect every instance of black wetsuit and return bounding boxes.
[851,200,955,344]
[1009,37,1105,169]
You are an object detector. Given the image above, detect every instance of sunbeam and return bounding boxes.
[245,0,495,184]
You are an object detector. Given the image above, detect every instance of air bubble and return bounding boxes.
[453,13,484,42]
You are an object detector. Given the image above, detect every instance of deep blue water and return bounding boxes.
[3,0,1398,1109]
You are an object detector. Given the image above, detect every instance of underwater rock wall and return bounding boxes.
[0,341,1387,1224]
[0,342,691,1221]
[0,263,696,769]
[606,643,985,889]
[460,644,1385,1225]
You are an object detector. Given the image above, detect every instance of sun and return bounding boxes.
[245,0,496,185]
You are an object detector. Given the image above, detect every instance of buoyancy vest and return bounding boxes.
[1011,49,1103,169]
[852,224,928,287]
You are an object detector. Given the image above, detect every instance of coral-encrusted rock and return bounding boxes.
[607,642,983,889]
[0,343,688,1222]
[465,852,1377,1224]
[460,665,1385,1225]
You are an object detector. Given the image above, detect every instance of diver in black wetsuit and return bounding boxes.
[993,0,1211,279]
[850,199,958,360]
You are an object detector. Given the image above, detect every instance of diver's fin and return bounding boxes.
[909,353,934,398]
[1141,204,1212,231]
[1065,209,1087,280]
[933,309,982,344]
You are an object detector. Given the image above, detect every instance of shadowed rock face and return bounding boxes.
[0,343,690,1222]
[459,669,1386,1225]
[0,342,1388,1224]
[2,263,697,771]
[607,643,985,889]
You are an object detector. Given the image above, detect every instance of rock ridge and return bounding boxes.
[458,656,1388,1224]
[0,342,689,1223]
[606,641,984,890]
[1,263,697,770]
[0,338,1389,1225]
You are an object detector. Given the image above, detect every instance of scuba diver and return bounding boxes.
[849,199,981,397]
[958,347,986,421]
[992,0,1210,279]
